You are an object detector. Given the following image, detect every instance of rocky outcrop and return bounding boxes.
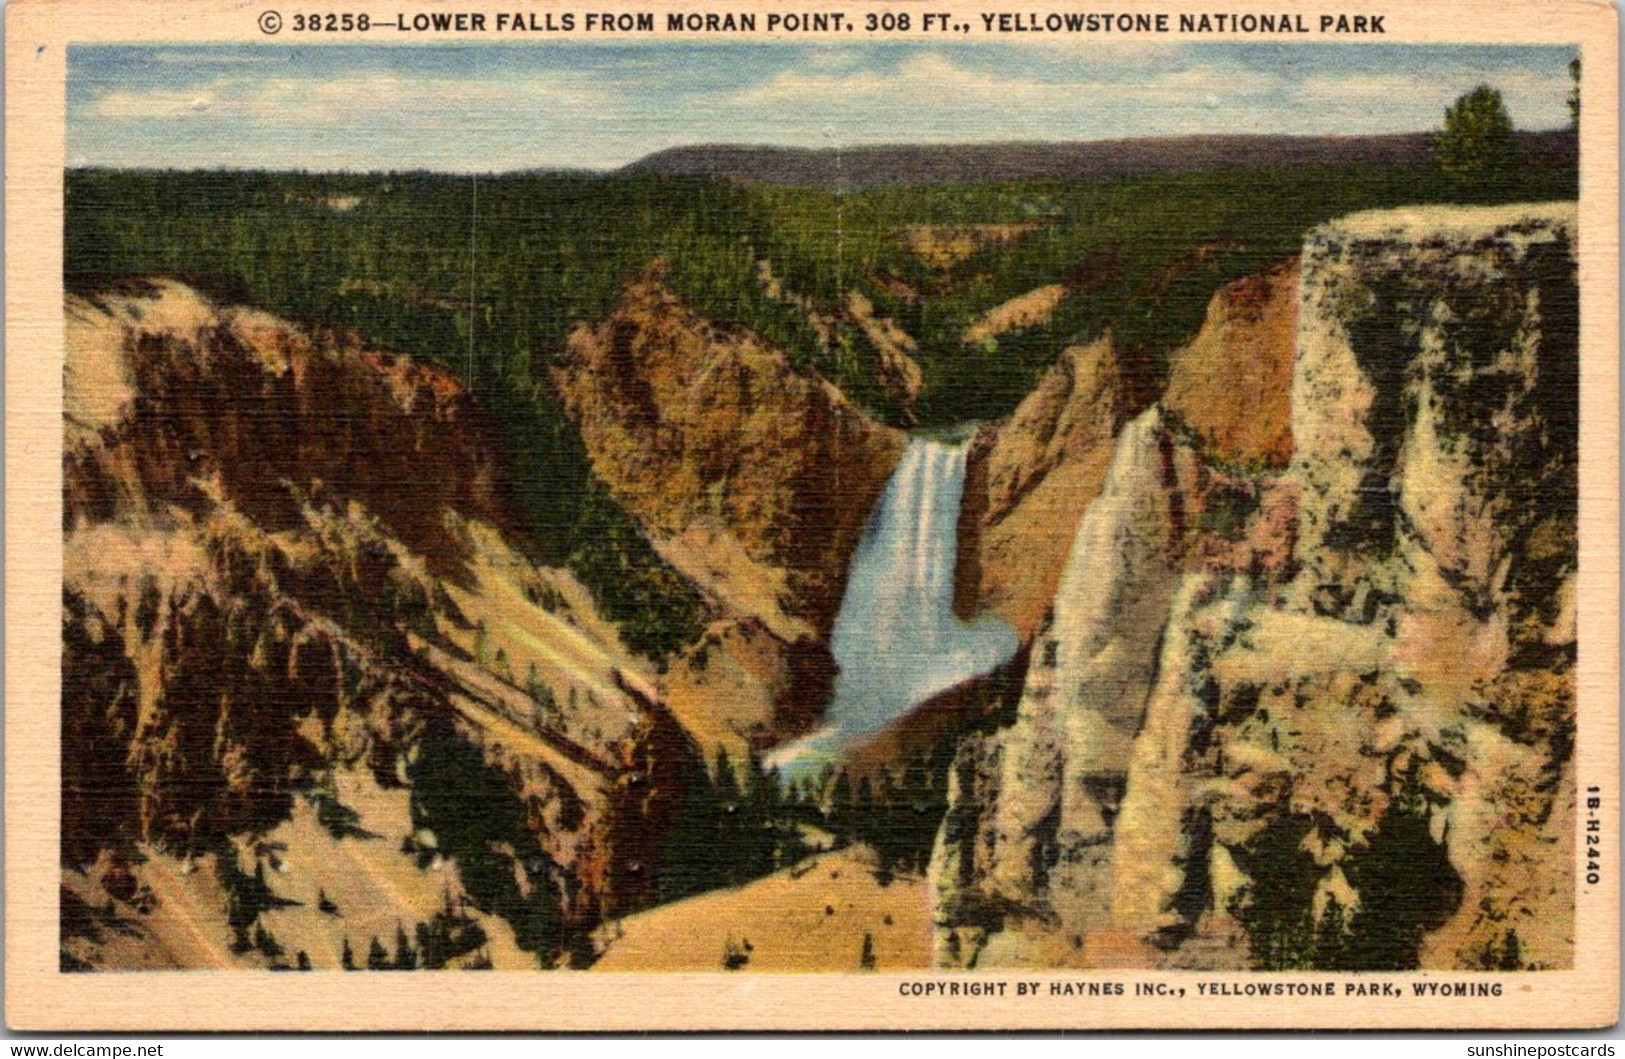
[955,264,1300,644]
[1281,204,1578,970]
[555,265,906,753]
[65,281,504,563]
[934,203,1578,972]
[660,617,833,754]
[900,224,1045,272]
[954,254,1299,646]
[756,259,925,422]
[61,281,709,970]
[962,284,1071,347]
[936,409,1177,967]
[955,337,1126,642]
[936,407,1294,968]
[555,264,905,641]
[1163,257,1299,468]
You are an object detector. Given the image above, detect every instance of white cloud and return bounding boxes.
[145,49,288,67]
[1019,40,1182,63]
[91,88,221,119]
[70,44,1574,170]
[730,49,1568,135]
[86,71,614,125]
[734,52,1283,112]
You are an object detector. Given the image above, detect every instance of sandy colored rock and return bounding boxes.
[592,845,931,972]
[899,223,1045,272]
[60,281,708,970]
[555,262,905,640]
[962,283,1070,346]
[956,336,1124,641]
[661,618,834,757]
[1163,256,1299,468]
[933,203,1579,973]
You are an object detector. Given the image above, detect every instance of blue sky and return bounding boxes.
[67,43,1577,172]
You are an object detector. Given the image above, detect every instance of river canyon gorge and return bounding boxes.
[61,186,1578,974]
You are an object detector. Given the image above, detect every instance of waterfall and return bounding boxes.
[771,438,1018,774]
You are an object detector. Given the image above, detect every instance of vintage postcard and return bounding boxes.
[4,0,1619,1032]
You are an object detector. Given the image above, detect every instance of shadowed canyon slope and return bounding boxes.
[933,203,1578,973]
[554,263,905,639]
[554,264,906,753]
[62,280,714,970]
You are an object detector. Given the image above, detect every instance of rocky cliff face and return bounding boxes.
[957,254,1300,643]
[1163,256,1299,468]
[955,337,1126,642]
[555,264,905,751]
[62,281,707,970]
[933,203,1577,972]
[556,265,905,639]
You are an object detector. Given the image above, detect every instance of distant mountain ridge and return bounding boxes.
[622,131,1577,188]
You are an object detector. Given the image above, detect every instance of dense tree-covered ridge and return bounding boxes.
[65,156,1575,656]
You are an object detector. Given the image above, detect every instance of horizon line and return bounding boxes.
[64,126,1576,179]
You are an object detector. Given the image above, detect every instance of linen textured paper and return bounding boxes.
[5,0,1619,1031]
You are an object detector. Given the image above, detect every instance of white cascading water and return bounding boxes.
[769,438,1018,776]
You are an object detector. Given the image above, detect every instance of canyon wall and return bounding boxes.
[957,256,1301,644]
[61,200,1581,975]
[933,203,1578,972]
[555,263,906,752]
[554,262,905,641]
[955,337,1127,642]
[62,280,704,969]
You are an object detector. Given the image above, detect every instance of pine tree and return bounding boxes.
[829,770,853,843]
[1568,58,1581,130]
[713,749,744,882]
[394,923,418,970]
[253,922,284,959]
[341,937,356,970]
[872,771,899,882]
[1498,929,1523,971]
[899,750,936,873]
[367,936,390,970]
[714,748,741,809]
[743,749,780,875]
[859,933,877,971]
[1312,896,1350,969]
[527,665,557,731]
[855,775,875,828]
[1434,85,1516,194]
